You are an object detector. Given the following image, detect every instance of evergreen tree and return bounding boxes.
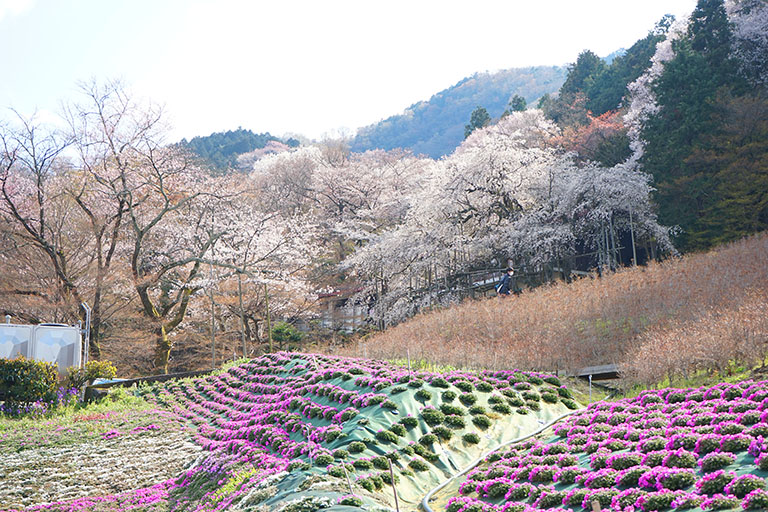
[464,106,491,138]
[639,0,749,250]
[504,95,527,116]
[560,50,606,96]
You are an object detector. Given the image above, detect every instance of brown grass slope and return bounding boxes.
[338,234,768,386]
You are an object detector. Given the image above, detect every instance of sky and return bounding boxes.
[0,0,698,142]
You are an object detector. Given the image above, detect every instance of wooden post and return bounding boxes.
[388,458,400,512]
[342,463,353,495]
[591,500,602,512]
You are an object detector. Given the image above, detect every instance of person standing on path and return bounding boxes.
[496,267,516,296]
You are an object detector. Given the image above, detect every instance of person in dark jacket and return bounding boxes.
[496,267,515,296]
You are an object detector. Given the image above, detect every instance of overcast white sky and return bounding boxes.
[0,0,697,141]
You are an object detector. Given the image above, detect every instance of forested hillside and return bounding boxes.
[540,0,768,252]
[180,128,299,170]
[350,66,568,158]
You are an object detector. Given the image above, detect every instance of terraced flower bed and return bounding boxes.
[450,380,768,512]
[4,352,572,511]
[144,352,575,511]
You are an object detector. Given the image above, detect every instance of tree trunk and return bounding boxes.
[152,323,172,375]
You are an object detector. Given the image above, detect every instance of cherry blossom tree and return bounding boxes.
[728,0,768,87]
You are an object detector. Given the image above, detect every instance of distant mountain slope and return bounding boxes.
[350,66,568,158]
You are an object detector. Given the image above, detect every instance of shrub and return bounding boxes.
[415,389,432,401]
[313,454,334,466]
[526,375,544,385]
[472,415,492,429]
[399,416,418,428]
[381,400,398,410]
[616,466,650,487]
[658,470,696,490]
[476,381,493,392]
[389,423,407,437]
[541,392,559,404]
[725,474,765,498]
[536,490,566,508]
[332,449,349,459]
[636,490,678,511]
[433,426,453,441]
[440,403,466,416]
[526,400,541,411]
[568,398,588,412]
[338,496,362,507]
[671,493,704,509]
[584,489,619,509]
[420,433,438,445]
[695,434,722,455]
[607,452,643,470]
[720,434,751,453]
[339,408,359,422]
[455,381,474,392]
[701,494,740,510]
[421,407,445,426]
[639,437,667,453]
[409,458,429,472]
[459,393,478,406]
[508,396,526,407]
[698,452,736,472]
[353,459,373,469]
[0,356,59,406]
[444,415,466,428]
[463,433,480,444]
[65,359,117,389]
[375,430,398,443]
[391,386,407,394]
[696,470,736,495]
[554,467,582,484]
[584,468,618,488]
[468,405,486,415]
[522,391,540,402]
[348,441,366,453]
[379,470,399,485]
[663,449,697,468]
[372,456,389,469]
[544,376,562,386]
[430,377,450,388]
[288,460,310,472]
[743,489,768,510]
[565,489,590,507]
[529,466,558,483]
[408,379,424,388]
[492,403,512,414]
[442,390,457,402]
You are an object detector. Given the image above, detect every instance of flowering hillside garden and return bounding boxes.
[447,380,768,512]
[3,352,576,511]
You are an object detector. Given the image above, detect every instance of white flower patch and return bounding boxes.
[0,430,201,509]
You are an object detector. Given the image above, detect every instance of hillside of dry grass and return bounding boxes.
[331,234,768,386]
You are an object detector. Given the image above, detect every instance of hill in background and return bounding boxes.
[180,128,299,170]
[350,66,568,158]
